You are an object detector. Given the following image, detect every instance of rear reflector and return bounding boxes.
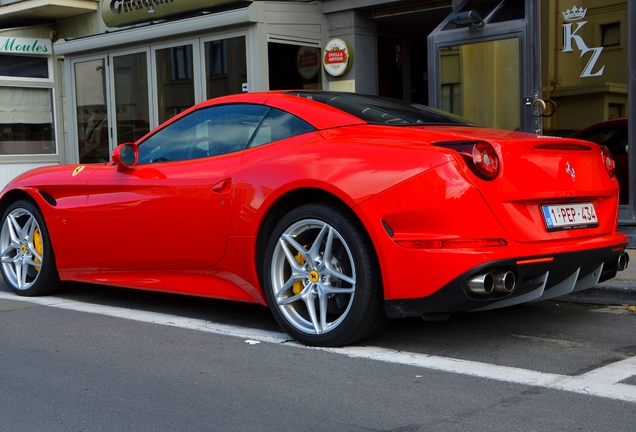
[396,238,507,249]
[516,257,554,265]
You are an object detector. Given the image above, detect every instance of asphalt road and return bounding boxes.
[1,280,635,431]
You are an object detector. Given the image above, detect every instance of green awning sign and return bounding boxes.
[0,37,52,55]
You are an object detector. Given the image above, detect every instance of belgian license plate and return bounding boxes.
[541,203,598,230]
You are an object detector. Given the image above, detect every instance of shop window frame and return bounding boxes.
[0,51,58,162]
[199,30,250,98]
[151,38,203,126]
[0,84,57,157]
[595,18,626,52]
[108,47,153,148]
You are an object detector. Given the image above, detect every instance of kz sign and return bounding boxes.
[562,6,605,78]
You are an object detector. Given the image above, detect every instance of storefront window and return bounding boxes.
[0,86,54,155]
[542,0,629,204]
[156,45,194,124]
[74,59,109,163]
[205,37,247,99]
[114,52,150,144]
[0,54,48,79]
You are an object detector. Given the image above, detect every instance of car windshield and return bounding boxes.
[287,91,476,126]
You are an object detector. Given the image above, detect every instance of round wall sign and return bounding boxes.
[297,46,319,80]
[323,38,353,77]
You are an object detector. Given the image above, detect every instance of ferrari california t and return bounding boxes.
[0,91,629,346]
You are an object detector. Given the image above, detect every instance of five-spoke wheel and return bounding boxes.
[263,203,386,346]
[0,200,61,296]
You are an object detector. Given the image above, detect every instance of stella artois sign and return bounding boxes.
[323,38,352,77]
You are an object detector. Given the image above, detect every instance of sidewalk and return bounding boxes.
[559,249,636,305]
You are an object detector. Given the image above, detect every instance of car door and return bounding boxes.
[85,103,269,271]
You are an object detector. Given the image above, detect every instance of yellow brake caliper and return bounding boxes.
[33,228,43,271]
[293,247,309,295]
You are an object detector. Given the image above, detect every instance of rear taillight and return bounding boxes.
[601,145,615,178]
[433,140,500,181]
[471,141,499,180]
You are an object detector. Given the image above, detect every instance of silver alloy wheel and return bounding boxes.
[270,218,356,335]
[0,207,44,291]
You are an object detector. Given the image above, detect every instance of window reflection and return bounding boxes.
[440,39,520,130]
[205,37,247,99]
[137,104,269,164]
[542,0,628,204]
[75,59,109,163]
[156,45,194,124]
[0,54,48,78]
[114,53,150,144]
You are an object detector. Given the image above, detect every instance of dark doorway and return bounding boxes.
[378,36,404,99]
[268,42,321,91]
[374,6,451,103]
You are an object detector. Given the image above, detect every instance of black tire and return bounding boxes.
[262,203,388,346]
[0,200,62,296]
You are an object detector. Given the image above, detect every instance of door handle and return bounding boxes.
[532,98,547,117]
[212,178,232,194]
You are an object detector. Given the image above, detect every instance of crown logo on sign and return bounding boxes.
[562,6,587,21]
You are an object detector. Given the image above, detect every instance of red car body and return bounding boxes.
[571,118,628,204]
[0,91,628,346]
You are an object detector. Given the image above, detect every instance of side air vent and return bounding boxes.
[38,190,57,207]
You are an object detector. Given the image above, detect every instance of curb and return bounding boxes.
[557,280,636,305]
[556,249,636,306]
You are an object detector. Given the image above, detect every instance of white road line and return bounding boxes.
[2,291,635,403]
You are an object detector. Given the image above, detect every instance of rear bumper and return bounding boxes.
[384,245,627,318]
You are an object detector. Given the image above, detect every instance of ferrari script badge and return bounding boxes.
[566,161,576,182]
[72,166,86,177]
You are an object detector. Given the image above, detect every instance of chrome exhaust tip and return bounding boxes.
[493,270,516,293]
[464,273,494,295]
[617,251,630,271]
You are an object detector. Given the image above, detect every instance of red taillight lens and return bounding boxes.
[601,145,615,178]
[432,140,501,181]
[471,141,499,180]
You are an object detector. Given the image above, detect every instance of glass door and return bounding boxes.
[428,0,540,133]
[440,38,520,131]
[111,51,151,145]
[73,57,110,163]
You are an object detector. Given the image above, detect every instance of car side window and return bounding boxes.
[137,104,269,164]
[249,108,315,148]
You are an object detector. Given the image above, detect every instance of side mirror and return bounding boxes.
[112,142,139,167]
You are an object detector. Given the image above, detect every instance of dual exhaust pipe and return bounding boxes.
[464,270,516,296]
[465,251,630,296]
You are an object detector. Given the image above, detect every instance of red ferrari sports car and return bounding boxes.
[0,91,629,346]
